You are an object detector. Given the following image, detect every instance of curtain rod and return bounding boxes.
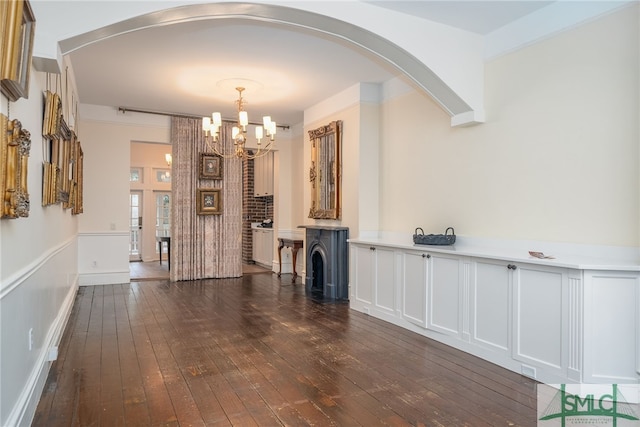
[117,106,290,130]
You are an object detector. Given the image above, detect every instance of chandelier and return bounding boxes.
[202,87,276,159]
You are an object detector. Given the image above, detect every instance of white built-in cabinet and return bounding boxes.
[401,250,429,327]
[253,152,274,197]
[252,227,273,268]
[352,245,374,307]
[513,263,579,380]
[352,245,396,318]
[428,253,465,338]
[471,259,582,381]
[350,241,639,384]
[469,258,511,356]
[583,270,640,383]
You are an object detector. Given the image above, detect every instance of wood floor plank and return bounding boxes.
[34,272,539,426]
[128,282,181,427]
[115,284,152,426]
[76,285,104,427]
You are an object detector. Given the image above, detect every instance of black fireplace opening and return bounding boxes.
[310,251,325,299]
[303,226,349,303]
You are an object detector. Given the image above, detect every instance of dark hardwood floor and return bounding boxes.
[33,273,538,426]
[129,260,273,281]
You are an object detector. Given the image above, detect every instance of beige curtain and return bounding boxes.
[170,117,242,281]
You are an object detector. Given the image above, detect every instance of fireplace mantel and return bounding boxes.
[299,225,349,231]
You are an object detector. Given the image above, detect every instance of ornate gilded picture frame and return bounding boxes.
[72,140,84,214]
[0,0,35,101]
[200,153,223,180]
[308,120,342,220]
[1,114,31,218]
[196,188,222,215]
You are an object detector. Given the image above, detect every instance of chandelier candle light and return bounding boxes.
[202,87,276,159]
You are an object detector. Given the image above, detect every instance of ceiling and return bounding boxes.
[51,1,561,127]
[363,1,554,35]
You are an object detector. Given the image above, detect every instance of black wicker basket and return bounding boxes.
[413,227,456,246]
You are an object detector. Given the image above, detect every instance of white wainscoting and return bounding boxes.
[0,237,78,427]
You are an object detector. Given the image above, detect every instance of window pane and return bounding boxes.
[129,192,142,256]
[156,169,171,183]
[130,168,142,182]
[155,192,171,253]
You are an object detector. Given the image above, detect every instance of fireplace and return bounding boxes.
[303,226,349,302]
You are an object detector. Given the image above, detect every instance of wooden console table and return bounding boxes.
[157,236,171,270]
[277,237,303,283]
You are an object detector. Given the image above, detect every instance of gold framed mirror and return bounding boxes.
[308,120,342,219]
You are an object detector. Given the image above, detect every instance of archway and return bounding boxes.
[58,2,480,124]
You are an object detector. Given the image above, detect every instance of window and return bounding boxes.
[130,167,142,182]
[129,192,142,257]
[155,192,171,255]
[155,169,171,183]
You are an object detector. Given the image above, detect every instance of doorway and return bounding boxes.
[129,190,143,261]
[155,191,171,262]
[130,141,173,265]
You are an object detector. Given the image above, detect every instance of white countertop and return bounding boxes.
[349,234,640,272]
[251,222,273,230]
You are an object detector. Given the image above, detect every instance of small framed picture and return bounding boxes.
[200,153,223,179]
[197,188,222,215]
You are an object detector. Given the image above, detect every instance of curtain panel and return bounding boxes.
[170,117,242,281]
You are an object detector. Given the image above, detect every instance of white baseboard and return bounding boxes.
[79,270,130,286]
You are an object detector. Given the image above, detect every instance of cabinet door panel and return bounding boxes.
[514,267,564,369]
[254,156,263,197]
[375,247,396,313]
[402,251,428,327]
[584,272,639,382]
[266,152,274,196]
[354,245,373,305]
[252,229,260,263]
[428,255,462,336]
[471,260,510,352]
[253,153,274,197]
[263,230,273,267]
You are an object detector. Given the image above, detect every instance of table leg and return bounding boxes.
[291,248,298,283]
[158,241,162,265]
[277,239,284,277]
[167,240,170,271]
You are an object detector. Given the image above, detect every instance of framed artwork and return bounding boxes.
[197,188,222,215]
[71,140,83,215]
[308,120,342,219]
[1,115,31,218]
[200,153,223,180]
[1,0,36,102]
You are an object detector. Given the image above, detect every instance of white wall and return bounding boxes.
[0,70,79,426]
[379,6,639,248]
[289,123,305,232]
[301,83,385,238]
[77,108,170,284]
[294,5,638,252]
